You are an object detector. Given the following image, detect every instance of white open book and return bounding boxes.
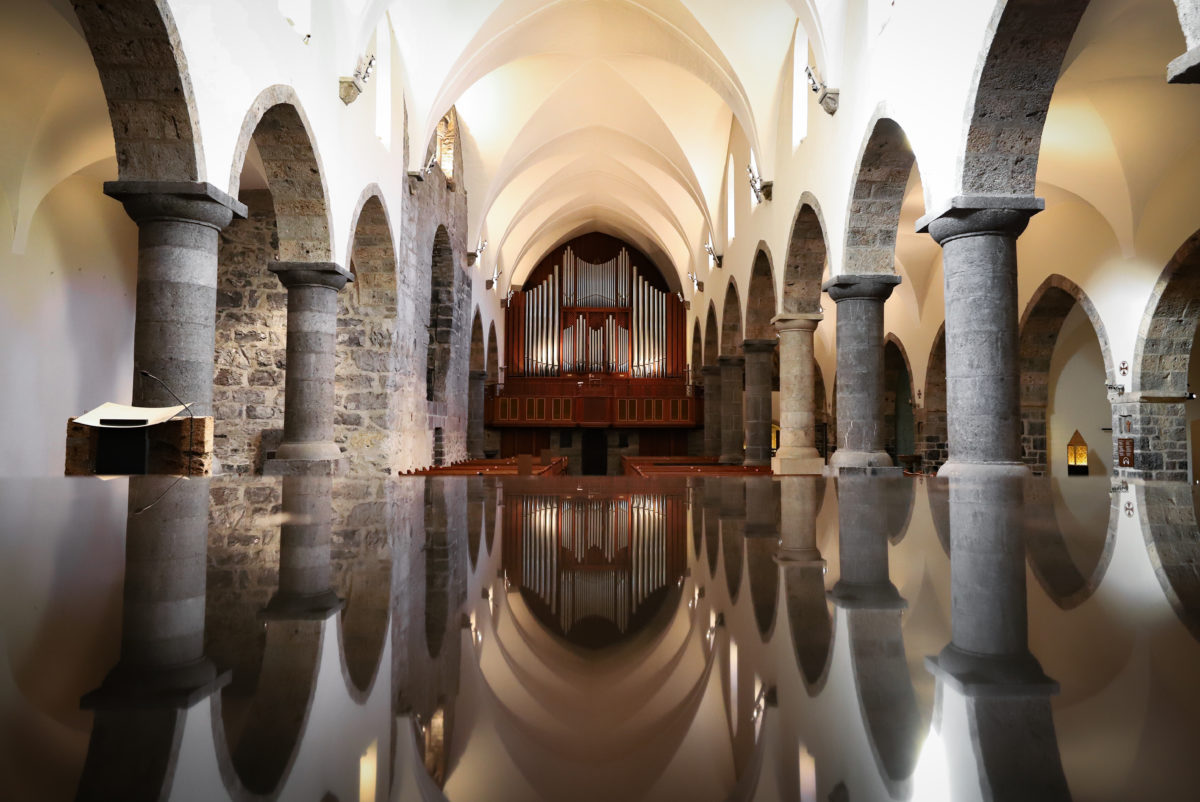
[73,402,188,428]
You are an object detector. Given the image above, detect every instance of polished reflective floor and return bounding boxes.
[2,473,1198,801]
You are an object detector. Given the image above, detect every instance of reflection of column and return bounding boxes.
[920,200,1040,480]
[719,478,746,599]
[776,476,830,686]
[105,183,246,416]
[777,476,821,561]
[829,473,920,786]
[78,477,225,799]
[264,475,343,618]
[743,340,776,466]
[719,355,746,465]
[467,370,487,459]
[702,365,722,458]
[772,314,824,474]
[744,477,779,633]
[267,262,354,471]
[823,274,900,471]
[926,473,1068,801]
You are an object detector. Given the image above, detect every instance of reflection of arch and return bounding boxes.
[339,189,401,474]
[1138,482,1200,642]
[784,564,833,693]
[424,481,451,659]
[744,478,779,639]
[703,478,722,576]
[746,248,778,340]
[1018,275,1115,475]
[720,481,745,602]
[71,0,203,181]
[467,476,484,569]
[883,336,916,464]
[484,478,498,556]
[229,88,333,260]
[922,325,948,473]
[1024,478,1117,611]
[721,280,743,355]
[783,197,829,315]
[959,0,1090,196]
[843,117,916,275]
[427,226,456,403]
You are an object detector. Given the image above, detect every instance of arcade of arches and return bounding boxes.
[3,0,1200,800]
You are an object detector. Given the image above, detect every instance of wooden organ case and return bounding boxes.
[487,234,699,458]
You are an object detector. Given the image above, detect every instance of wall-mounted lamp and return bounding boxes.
[302,34,311,44]
[686,270,704,293]
[468,239,487,267]
[746,164,772,203]
[705,239,722,268]
[1105,382,1125,395]
[803,64,839,114]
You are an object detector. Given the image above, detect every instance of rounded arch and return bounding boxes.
[883,335,916,464]
[922,324,948,473]
[746,247,778,340]
[704,303,720,365]
[427,225,456,404]
[1024,478,1118,611]
[338,189,401,474]
[71,0,204,181]
[843,116,917,275]
[782,196,829,315]
[720,280,743,356]
[1138,482,1200,643]
[424,479,452,660]
[959,0,1090,196]
[1018,274,1116,476]
[469,309,485,372]
[486,321,500,384]
[784,563,834,694]
[228,86,334,261]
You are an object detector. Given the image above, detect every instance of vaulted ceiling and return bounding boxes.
[344,0,829,291]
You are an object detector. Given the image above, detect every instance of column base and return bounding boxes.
[829,580,907,610]
[774,548,824,567]
[772,450,825,475]
[1168,46,1200,83]
[265,441,346,476]
[261,590,346,620]
[81,659,230,710]
[926,644,1058,697]
[827,449,893,472]
[936,460,1029,481]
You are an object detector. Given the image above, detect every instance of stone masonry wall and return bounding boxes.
[213,190,286,474]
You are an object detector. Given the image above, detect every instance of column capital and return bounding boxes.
[700,364,722,377]
[104,180,247,228]
[916,194,1043,244]
[822,273,901,303]
[742,338,777,354]
[469,369,489,380]
[772,313,822,333]
[718,354,745,368]
[269,261,354,291]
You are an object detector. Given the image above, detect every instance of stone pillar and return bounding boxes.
[467,370,487,459]
[742,339,776,466]
[919,197,1041,481]
[718,355,745,465]
[265,262,354,472]
[772,314,825,474]
[83,477,223,705]
[702,365,722,457]
[105,182,247,416]
[1168,1,1200,83]
[823,274,901,471]
[263,475,343,619]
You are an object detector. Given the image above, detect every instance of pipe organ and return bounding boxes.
[504,490,686,642]
[507,245,686,379]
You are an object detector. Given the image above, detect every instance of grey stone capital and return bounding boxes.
[742,338,777,354]
[269,261,354,291]
[772,313,822,332]
[822,273,901,303]
[829,580,907,610]
[700,364,722,377]
[1168,46,1200,83]
[916,194,1043,243]
[469,369,488,381]
[104,180,247,227]
[926,645,1058,697]
[718,354,745,367]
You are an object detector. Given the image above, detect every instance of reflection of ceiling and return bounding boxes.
[350,0,809,291]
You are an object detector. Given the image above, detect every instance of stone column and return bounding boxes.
[263,475,343,619]
[822,274,901,471]
[105,182,247,416]
[718,355,745,465]
[467,370,487,459]
[742,339,776,466]
[919,197,1041,481]
[772,314,825,474]
[702,365,722,457]
[266,262,354,472]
